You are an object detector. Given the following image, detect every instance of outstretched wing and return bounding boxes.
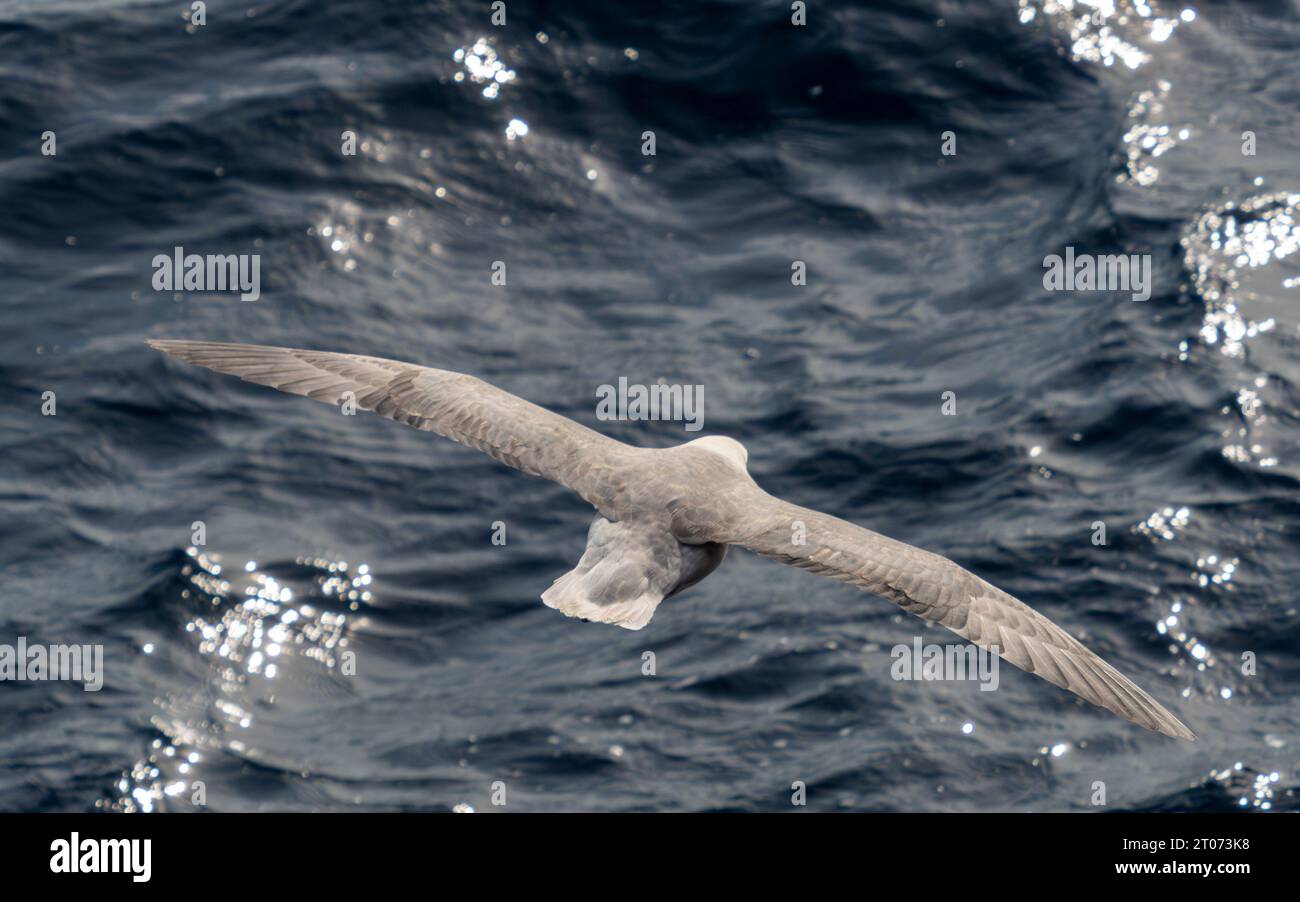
[147,340,631,515]
[707,488,1194,740]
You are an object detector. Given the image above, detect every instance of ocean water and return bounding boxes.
[1,0,1297,812]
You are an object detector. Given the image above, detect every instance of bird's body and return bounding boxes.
[147,339,1196,741]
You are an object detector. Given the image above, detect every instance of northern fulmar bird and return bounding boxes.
[147,340,1195,740]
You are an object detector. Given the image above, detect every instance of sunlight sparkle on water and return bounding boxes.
[1017,1,1198,71]
[505,118,529,142]
[453,38,516,99]
[1134,505,1191,541]
[102,551,375,812]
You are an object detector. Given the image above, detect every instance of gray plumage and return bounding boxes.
[147,339,1196,741]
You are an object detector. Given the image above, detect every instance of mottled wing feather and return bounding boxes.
[717,492,1195,740]
[147,340,629,515]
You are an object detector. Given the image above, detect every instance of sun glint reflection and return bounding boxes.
[453,37,516,99]
[101,550,373,812]
[1017,0,1197,71]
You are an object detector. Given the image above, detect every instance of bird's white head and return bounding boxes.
[685,436,749,472]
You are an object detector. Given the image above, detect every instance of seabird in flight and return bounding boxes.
[147,339,1196,740]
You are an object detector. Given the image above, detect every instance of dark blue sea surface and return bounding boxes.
[1,0,1297,812]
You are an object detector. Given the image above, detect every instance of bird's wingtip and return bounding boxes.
[1157,713,1197,742]
[147,339,201,359]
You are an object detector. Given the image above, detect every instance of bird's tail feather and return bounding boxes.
[541,569,659,630]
